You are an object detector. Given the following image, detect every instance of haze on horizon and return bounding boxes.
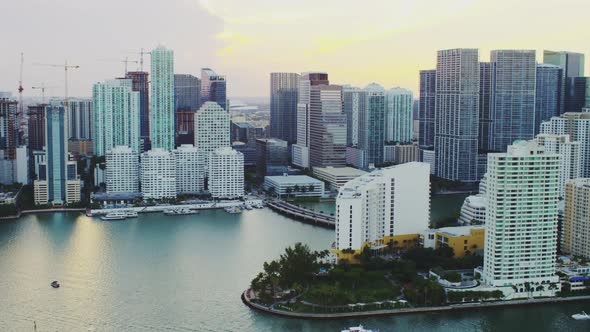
[1,0,588,99]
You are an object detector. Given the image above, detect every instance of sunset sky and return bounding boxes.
[1,0,588,98]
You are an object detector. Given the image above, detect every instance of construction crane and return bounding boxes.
[33,61,80,111]
[32,83,57,104]
[126,48,151,72]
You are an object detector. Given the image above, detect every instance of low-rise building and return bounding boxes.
[458,195,486,225]
[263,175,324,198]
[420,225,485,257]
[313,166,367,192]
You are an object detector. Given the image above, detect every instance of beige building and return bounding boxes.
[313,166,367,192]
[563,179,590,259]
[384,144,420,165]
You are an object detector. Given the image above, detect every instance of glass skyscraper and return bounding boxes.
[125,71,150,145]
[174,74,201,145]
[418,70,436,149]
[200,68,227,110]
[543,50,585,114]
[270,73,300,144]
[535,64,562,134]
[361,84,385,167]
[478,63,492,151]
[434,48,480,182]
[385,87,413,144]
[309,84,346,168]
[150,46,175,151]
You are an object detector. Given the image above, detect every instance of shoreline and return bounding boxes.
[241,289,590,319]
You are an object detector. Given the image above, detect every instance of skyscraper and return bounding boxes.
[385,87,413,144]
[255,138,288,178]
[543,50,585,114]
[361,84,385,167]
[563,178,590,259]
[0,97,18,160]
[140,148,176,199]
[27,104,46,151]
[292,72,329,168]
[194,102,230,172]
[434,48,480,182]
[478,62,492,151]
[342,86,364,147]
[150,46,175,151]
[92,79,140,155]
[270,73,300,144]
[174,74,201,145]
[68,99,92,140]
[535,64,562,134]
[200,68,227,110]
[482,141,559,291]
[105,145,139,194]
[33,104,80,205]
[125,71,150,146]
[418,70,436,149]
[488,50,536,152]
[568,77,590,112]
[309,84,346,168]
[173,144,205,194]
[535,134,581,197]
[208,147,244,199]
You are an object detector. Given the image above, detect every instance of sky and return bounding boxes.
[1,0,589,99]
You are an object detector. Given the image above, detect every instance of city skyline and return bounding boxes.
[1,0,589,99]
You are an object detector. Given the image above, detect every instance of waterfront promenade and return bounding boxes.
[267,200,335,229]
[241,288,590,319]
[90,199,264,216]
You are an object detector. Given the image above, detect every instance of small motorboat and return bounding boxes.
[572,311,590,320]
[341,326,377,332]
[125,211,138,218]
[51,281,60,288]
[100,212,127,221]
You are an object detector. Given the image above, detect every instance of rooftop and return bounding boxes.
[265,175,323,185]
[314,166,367,177]
[429,225,485,237]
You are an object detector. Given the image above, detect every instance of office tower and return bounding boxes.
[385,87,413,144]
[482,141,559,289]
[292,72,329,168]
[150,46,175,150]
[27,104,46,151]
[360,84,386,167]
[105,145,139,194]
[563,178,590,259]
[309,84,346,168]
[140,148,176,199]
[200,68,227,110]
[68,99,92,140]
[255,138,288,178]
[535,134,581,197]
[342,86,365,147]
[270,73,300,144]
[418,70,436,149]
[172,144,205,194]
[194,102,230,170]
[434,48,480,182]
[208,147,244,199]
[479,63,492,151]
[92,79,140,156]
[540,112,590,176]
[535,65,563,134]
[125,71,150,146]
[230,122,264,147]
[174,74,201,145]
[0,98,18,160]
[543,50,585,113]
[488,50,536,152]
[335,162,430,251]
[33,104,81,205]
[569,77,590,112]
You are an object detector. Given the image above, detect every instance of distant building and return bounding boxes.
[421,226,485,257]
[309,84,346,168]
[383,143,420,165]
[27,104,46,151]
[535,64,562,134]
[458,195,486,225]
[479,62,492,151]
[312,166,367,192]
[568,77,590,112]
[232,142,257,167]
[256,138,288,178]
[263,174,324,198]
[93,79,140,155]
[335,162,430,251]
[0,97,18,160]
[208,147,244,199]
[421,149,435,175]
[194,102,230,173]
[231,122,264,147]
[270,73,300,144]
[125,71,150,147]
[106,145,139,194]
[543,50,585,114]
[68,99,92,140]
[385,87,413,144]
[173,144,205,194]
[140,148,176,199]
[174,74,201,145]
[535,134,581,197]
[418,70,436,149]
[200,68,227,110]
[150,46,175,151]
[481,140,560,289]
[563,178,590,259]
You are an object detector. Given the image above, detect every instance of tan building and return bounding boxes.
[384,144,420,165]
[563,179,590,259]
[313,166,367,192]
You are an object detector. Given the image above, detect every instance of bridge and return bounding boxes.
[267,200,335,229]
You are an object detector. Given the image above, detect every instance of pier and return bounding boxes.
[267,200,335,229]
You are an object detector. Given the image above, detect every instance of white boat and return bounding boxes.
[341,326,376,332]
[100,212,127,221]
[572,311,590,320]
[224,206,242,214]
[164,208,198,216]
[125,211,138,218]
[243,204,253,210]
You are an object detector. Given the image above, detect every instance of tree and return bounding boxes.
[278,243,319,288]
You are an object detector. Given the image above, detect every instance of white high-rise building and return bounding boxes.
[194,102,230,172]
[140,148,176,199]
[482,141,560,289]
[173,144,205,194]
[105,145,139,194]
[208,147,244,199]
[93,79,140,155]
[563,178,590,259]
[535,134,581,197]
[385,88,413,144]
[335,162,430,251]
[540,112,590,177]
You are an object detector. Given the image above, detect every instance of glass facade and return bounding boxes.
[535,64,562,134]
[270,73,300,144]
[418,70,436,149]
[150,47,175,151]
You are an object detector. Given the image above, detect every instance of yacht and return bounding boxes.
[125,211,138,218]
[572,311,590,320]
[224,206,242,214]
[243,204,253,210]
[100,212,127,220]
[164,208,198,216]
